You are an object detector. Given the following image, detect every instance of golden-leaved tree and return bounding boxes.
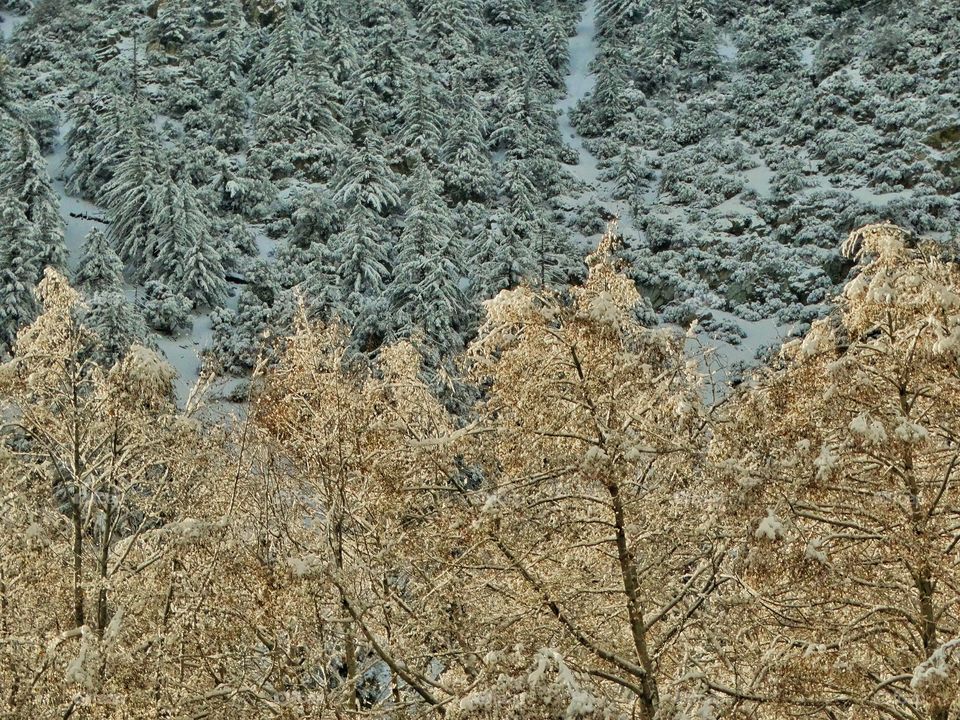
[712,223,960,719]
[451,233,724,720]
[0,270,318,718]
[250,317,484,715]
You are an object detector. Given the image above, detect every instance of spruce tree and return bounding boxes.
[259,5,302,86]
[84,290,148,366]
[470,212,538,299]
[0,122,66,271]
[396,65,442,167]
[0,198,39,352]
[179,230,228,310]
[74,228,124,293]
[441,76,492,202]
[331,203,392,348]
[418,0,476,59]
[98,107,163,268]
[150,171,227,308]
[333,132,401,215]
[390,165,469,354]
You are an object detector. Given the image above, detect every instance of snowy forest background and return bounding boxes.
[2,0,960,718]
[1,0,957,398]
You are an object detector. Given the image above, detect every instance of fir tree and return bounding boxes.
[470,212,537,299]
[441,76,492,203]
[84,290,148,366]
[418,0,477,59]
[65,92,115,199]
[0,198,39,351]
[142,280,191,334]
[0,122,66,271]
[333,132,401,215]
[331,203,392,348]
[149,171,227,308]
[74,228,124,293]
[179,230,228,310]
[153,0,192,53]
[98,107,163,268]
[396,65,442,167]
[258,5,302,86]
[390,165,469,355]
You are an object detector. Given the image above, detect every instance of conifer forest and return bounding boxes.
[0,0,959,717]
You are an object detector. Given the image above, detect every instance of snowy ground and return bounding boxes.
[0,11,26,42]
[44,126,230,408]
[555,0,638,248]
[553,0,790,380]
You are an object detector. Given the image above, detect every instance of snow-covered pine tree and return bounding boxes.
[326,131,399,343]
[440,75,492,203]
[390,164,469,356]
[395,64,442,168]
[0,197,39,351]
[257,4,302,86]
[149,170,227,308]
[646,0,701,67]
[74,227,124,293]
[418,0,477,59]
[142,280,191,334]
[179,227,228,310]
[218,0,248,85]
[333,131,402,215]
[98,106,163,268]
[0,122,65,271]
[613,146,647,202]
[0,55,19,119]
[357,0,412,108]
[470,212,538,299]
[153,0,192,53]
[597,0,646,38]
[84,289,148,366]
[65,92,116,199]
[330,203,393,350]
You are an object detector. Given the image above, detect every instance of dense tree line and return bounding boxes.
[1,223,958,719]
[0,0,586,378]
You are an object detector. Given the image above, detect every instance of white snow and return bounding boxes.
[0,11,26,41]
[554,0,637,243]
[45,125,221,409]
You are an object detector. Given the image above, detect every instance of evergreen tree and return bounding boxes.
[390,165,469,355]
[646,0,700,66]
[258,5,302,86]
[333,132,401,215]
[218,0,248,85]
[0,122,66,271]
[142,280,191,334]
[0,55,19,119]
[358,0,412,108]
[98,107,163,268]
[65,92,115,199]
[418,0,476,59]
[149,171,227,308]
[179,229,228,310]
[0,198,39,351]
[331,203,392,348]
[613,147,647,202]
[470,212,538,299]
[74,228,124,293]
[84,290,148,366]
[441,76,492,203]
[153,0,192,53]
[396,65,442,167]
